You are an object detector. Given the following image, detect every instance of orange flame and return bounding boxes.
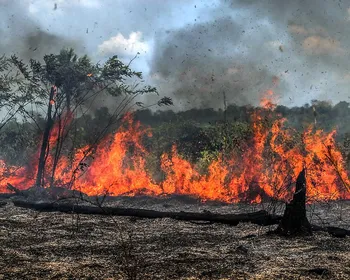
[0,94,349,203]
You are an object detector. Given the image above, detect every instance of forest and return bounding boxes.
[0,47,349,279]
[2,98,350,168]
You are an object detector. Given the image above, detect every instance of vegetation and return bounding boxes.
[0,99,349,168]
[0,49,349,197]
[0,49,171,188]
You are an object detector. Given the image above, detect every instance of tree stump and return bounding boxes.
[276,168,312,236]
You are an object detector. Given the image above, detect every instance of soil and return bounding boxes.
[0,196,349,280]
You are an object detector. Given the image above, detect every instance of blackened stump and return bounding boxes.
[276,168,312,236]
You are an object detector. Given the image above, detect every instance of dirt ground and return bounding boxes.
[0,196,349,280]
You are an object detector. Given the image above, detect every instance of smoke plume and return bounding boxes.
[0,1,81,61]
[150,0,350,108]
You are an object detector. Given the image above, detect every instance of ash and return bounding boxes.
[0,196,349,279]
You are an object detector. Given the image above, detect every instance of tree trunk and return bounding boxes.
[276,168,312,236]
[35,86,56,188]
[66,91,71,112]
[50,114,63,188]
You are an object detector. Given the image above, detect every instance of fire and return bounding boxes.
[75,115,160,196]
[0,92,349,203]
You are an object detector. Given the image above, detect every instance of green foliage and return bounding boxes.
[0,49,170,174]
[0,55,40,135]
[0,120,38,165]
[196,149,220,173]
[9,49,158,113]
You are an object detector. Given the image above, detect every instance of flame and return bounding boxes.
[0,93,349,202]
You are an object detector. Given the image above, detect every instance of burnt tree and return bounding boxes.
[35,85,56,188]
[276,168,312,236]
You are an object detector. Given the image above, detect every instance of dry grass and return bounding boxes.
[0,197,349,279]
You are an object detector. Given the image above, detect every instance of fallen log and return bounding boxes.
[11,200,350,236]
[12,200,281,226]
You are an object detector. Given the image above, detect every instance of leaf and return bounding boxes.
[157,97,173,106]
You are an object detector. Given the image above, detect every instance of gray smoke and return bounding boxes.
[151,17,286,108]
[150,0,350,108]
[0,1,81,61]
[2,0,349,109]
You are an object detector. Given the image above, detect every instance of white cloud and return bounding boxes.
[98,31,149,57]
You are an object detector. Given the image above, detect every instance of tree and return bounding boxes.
[8,49,171,189]
[0,55,35,132]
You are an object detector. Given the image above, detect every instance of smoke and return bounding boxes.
[0,1,81,61]
[150,17,286,109]
[2,0,350,109]
[150,0,350,108]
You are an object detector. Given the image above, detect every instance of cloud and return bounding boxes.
[302,36,344,56]
[98,32,149,57]
[3,0,350,108]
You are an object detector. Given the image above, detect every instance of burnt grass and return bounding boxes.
[0,196,349,280]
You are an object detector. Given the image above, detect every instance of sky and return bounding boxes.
[1,0,350,110]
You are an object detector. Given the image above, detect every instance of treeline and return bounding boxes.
[135,100,350,135]
[0,100,349,168]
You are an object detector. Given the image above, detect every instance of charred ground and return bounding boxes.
[0,196,349,280]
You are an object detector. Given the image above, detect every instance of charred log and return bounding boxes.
[276,168,312,236]
[0,201,6,208]
[10,197,349,237]
[12,200,281,226]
